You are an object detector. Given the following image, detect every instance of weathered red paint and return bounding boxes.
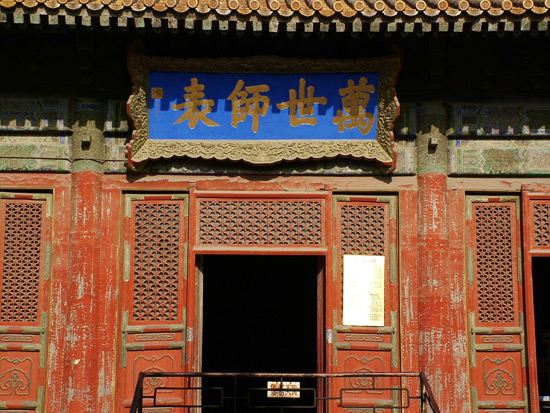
[12,170,544,412]
[66,169,103,412]
[417,172,470,412]
[522,189,550,413]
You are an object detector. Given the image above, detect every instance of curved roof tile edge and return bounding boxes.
[1,2,549,30]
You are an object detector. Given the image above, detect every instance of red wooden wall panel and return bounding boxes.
[467,197,528,413]
[327,195,400,412]
[522,193,550,413]
[0,194,52,412]
[117,194,189,411]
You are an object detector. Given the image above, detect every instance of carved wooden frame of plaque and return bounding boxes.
[126,53,400,171]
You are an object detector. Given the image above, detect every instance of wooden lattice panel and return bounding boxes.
[467,198,527,413]
[329,197,399,413]
[532,201,550,248]
[0,194,51,412]
[474,203,516,324]
[118,195,188,410]
[340,203,386,256]
[0,201,43,323]
[196,198,325,247]
[131,202,182,322]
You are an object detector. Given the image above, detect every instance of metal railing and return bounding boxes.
[129,371,440,413]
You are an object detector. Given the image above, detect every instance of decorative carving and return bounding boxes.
[339,203,386,255]
[344,334,384,342]
[197,199,324,246]
[0,357,33,396]
[134,333,176,342]
[0,200,43,323]
[132,202,181,322]
[481,149,521,175]
[127,54,399,170]
[482,357,517,396]
[474,203,515,324]
[343,355,385,394]
[0,335,34,343]
[481,335,514,343]
[133,355,175,395]
[533,201,550,247]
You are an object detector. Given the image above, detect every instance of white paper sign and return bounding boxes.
[342,255,385,326]
[267,381,300,398]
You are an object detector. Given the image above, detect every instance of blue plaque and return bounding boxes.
[148,72,379,141]
[127,55,399,169]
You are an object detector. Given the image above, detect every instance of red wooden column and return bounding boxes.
[65,100,105,412]
[416,104,469,412]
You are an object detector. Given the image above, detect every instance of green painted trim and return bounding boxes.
[520,311,526,369]
[391,311,398,368]
[332,246,338,282]
[21,344,42,351]
[37,386,45,413]
[125,343,145,351]
[467,248,474,285]
[334,325,395,334]
[469,312,476,368]
[123,242,131,282]
[44,242,51,281]
[183,243,188,281]
[332,309,338,366]
[43,194,53,218]
[518,247,523,284]
[472,326,523,334]
[72,159,103,172]
[390,245,397,284]
[417,166,447,174]
[22,401,39,408]
[181,308,187,366]
[120,311,129,368]
[124,324,186,333]
[39,312,49,369]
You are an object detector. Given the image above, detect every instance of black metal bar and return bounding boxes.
[130,371,145,413]
[128,371,441,413]
[419,372,441,413]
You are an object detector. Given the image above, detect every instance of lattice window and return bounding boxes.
[197,199,323,246]
[533,202,550,247]
[0,200,44,323]
[340,203,386,255]
[132,202,181,322]
[474,203,515,324]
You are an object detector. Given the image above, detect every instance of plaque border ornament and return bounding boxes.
[126,53,400,171]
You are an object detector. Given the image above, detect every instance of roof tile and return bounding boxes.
[1,0,549,31]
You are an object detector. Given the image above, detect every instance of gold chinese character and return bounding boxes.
[276,78,327,127]
[332,77,375,135]
[227,80,270,133]
[172,77,220,128]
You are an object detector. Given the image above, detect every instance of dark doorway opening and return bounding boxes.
[201,254,321,412]
[533,257,550,407]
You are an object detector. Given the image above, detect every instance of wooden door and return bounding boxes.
[466,196,528,413]
[326,195,400,411]
[117,194,189,411]
[522,193,550,413]
[0,193,52,412]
